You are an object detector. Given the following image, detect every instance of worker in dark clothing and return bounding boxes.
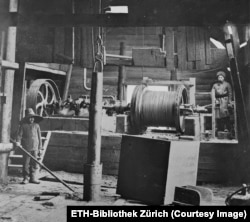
[212,71,233,132]
[16,108,43,184]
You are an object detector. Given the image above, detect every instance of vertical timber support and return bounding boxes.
[62,62,73,101]
[211,88,216,139]
[224,22,249,151]
[170,28,178,92]
[62,0,75,101]
[117,42,126,101]
[0,31,5,135]
[84,71,103,201]
[0,26,16,184]
[0,0,18,184]
[1,27,16,143]
[224,22,250,182]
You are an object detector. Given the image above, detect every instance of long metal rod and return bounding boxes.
[10,138,75,192]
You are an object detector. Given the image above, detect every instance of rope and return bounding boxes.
[130,85,187,133]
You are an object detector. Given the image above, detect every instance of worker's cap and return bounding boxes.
[22,108,43,123]
[216,71,226,78]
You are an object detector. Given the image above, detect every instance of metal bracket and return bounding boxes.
[93,35,104,73]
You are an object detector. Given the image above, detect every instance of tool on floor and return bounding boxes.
[10,138,75,193]
[172,185,213,206]
[34,195,56,201]
[225,184,250,206]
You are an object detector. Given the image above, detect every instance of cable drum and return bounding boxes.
[130,84,188,134]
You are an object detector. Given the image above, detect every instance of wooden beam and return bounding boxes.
[1,0,249,27]
[117,42,126,101]
[25,63,67,75]
[106,53,132,60]
[106,59,132,66]
[125,80,194,86]
[0,60,19,69]
[13,12,250,27]
[1,27,17,143]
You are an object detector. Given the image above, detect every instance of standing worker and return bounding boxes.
[212,71,233,133]
[15,108,43,184]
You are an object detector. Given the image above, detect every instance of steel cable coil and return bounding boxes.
[130,84,188,134]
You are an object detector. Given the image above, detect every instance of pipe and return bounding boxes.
[83,68,91,91]
[103,95,115,100]
[84,71,103,201]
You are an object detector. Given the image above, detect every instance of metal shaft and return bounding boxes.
[10,139,75,192]
[84,71,103,201]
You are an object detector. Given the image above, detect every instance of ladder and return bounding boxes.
[8,131,52,171]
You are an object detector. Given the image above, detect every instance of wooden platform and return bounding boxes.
[40,115,116,133]
[34,131,241,185]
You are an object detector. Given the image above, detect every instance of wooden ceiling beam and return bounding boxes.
[1,0,249,27]
[11,13,250,27]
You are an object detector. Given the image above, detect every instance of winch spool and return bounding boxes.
[130,84,188,134]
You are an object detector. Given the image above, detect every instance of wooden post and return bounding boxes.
[0,31,5,137]
[169,69,178,91]
[0,1,18,184]
[160,27,166,52]
[211,88,216,139]
[224,23,249,151]
[62,0,75,101]
[189,78,196,106]
[84,71,103,201]
[1,27,16,143]
[0,31,5,58]
[62,62,73,101]
[117,42,126,101]
[0,26,16,184]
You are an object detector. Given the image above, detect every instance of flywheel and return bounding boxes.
[26,79,61,116]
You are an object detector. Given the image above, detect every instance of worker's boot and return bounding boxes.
[30,172,40,184]
[21,177,29,184]
[29,178,40,184]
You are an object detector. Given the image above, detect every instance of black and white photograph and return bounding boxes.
[0,0,250,221]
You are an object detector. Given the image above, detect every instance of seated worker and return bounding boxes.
[212,71,233,133]
[15,108,43,184]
